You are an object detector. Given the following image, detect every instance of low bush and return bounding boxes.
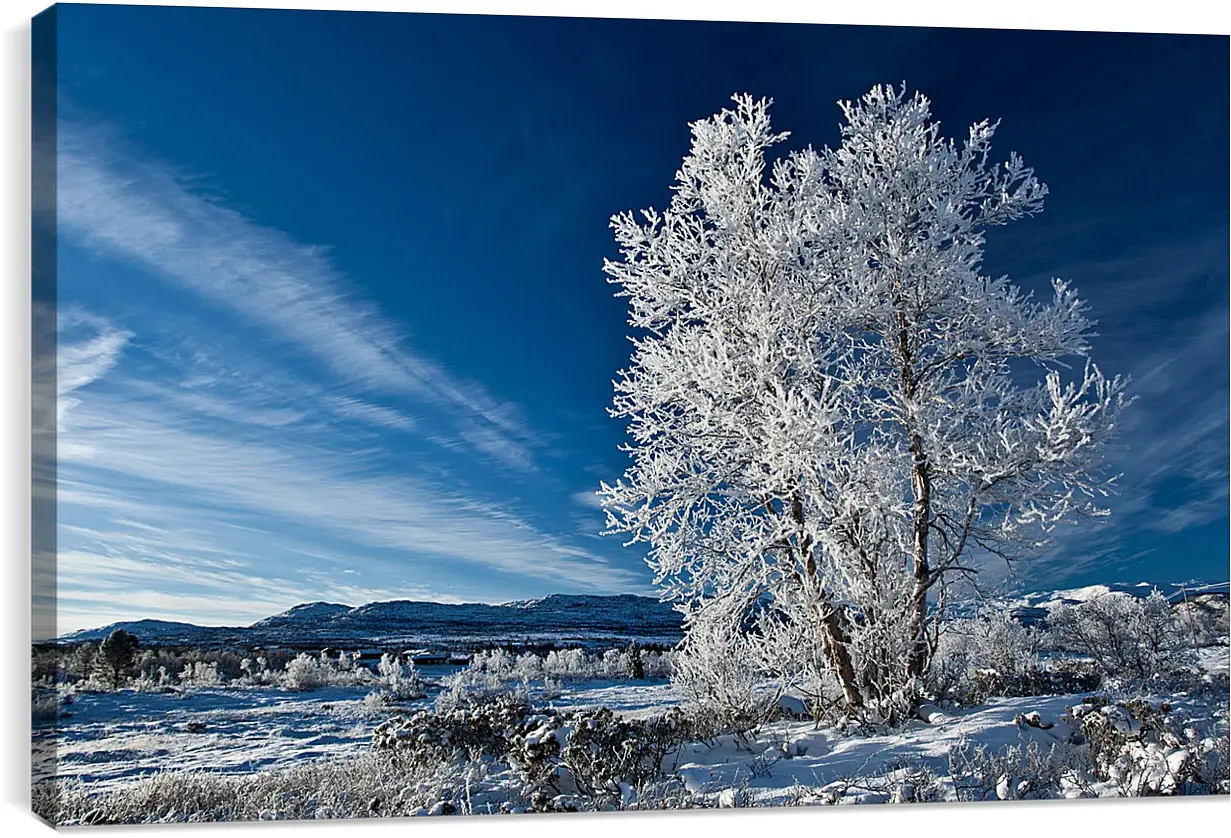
[1171,594,1230,649]
[814,759,950,805]
[559,707,694,804]
[948,740,1092,801]
[280,652,374,692]
[1070,696,1229,795]
[33,750,479,825]
[926,610,1048,705]
[671,614,781,732]
[1048,590,1195,680]
[373,653,426,701]
[966,660,1102,702]
[371,695,698,810]
[31,690,63,723]
[35,644,384,693]
[373,693,541,766]
[437,645,673,710]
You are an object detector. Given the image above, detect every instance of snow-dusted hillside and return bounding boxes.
[251,602,352,629]
[57,581,1228,649]
[940,580,1230,626]
[58,594,684,649]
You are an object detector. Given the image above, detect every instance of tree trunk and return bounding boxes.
[788,490,864,710]
[905,431,932,680]
[895,293,933,683]
[821,608,864,709]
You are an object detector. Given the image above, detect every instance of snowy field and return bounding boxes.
[33,589,1230,823]
[36,666,1228,806]
[671,690,1226,804]
[33,675,682,792]
[34,685,386,790]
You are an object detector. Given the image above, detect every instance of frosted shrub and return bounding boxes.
[279,651,374,692]
[281,654,327,692]
[179,661,222,687]
[648,650,674,678]
[927,611,1046,703]
[374,694,539,766]
[437,650,520,708]
[436,669,527,713]
[1049,591,1193,680]
[948,740,1092,801]
[1072,697,1229,795]
[544,648,588,679]
[443,646,674,705]
[817,759,948,805]
[512,652,543,682]
[975,612,1041,678]
[236,656,279,687]
[560,707,695,804]
[672,610,779,731]
[375,653,426,701]
[361,690,394,715]
[373,697,696,811]
[32,690,61,723]
[600,648,630,678]
[1171,595,1230,649]
[34,750,477,825]
[130,665,175,692]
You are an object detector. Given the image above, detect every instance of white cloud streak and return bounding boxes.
[322,394,416,432]
[48,309,132,434]
[47,117,654,631]
[56,120,538,471]
[59,391,639,594]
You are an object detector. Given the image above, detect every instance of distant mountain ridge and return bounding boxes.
[56,582,1228,649]
[943,579,1229,625]
[57,593,685,649]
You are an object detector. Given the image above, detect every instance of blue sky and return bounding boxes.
[45,6,1229,633]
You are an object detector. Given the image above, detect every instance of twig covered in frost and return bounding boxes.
[601,84,1129,718]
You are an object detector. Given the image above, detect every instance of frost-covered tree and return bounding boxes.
[377,652,426,700]
[1048,590,1192,679]
[600,85,1128,718]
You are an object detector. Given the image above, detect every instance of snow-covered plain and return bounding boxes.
[36,667,1228,806]
[34,585,1228,820]
[34,685,384,790]
[33,671,682,792]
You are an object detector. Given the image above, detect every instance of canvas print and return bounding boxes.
[30,3,1230,826]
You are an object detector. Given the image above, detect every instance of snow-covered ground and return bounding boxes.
[34,674,684,792]
[37,668,1228,806]
[34,685,387,790]
[545,679,680,717]
[1195,645,1230,676]
[668,692,1210,804]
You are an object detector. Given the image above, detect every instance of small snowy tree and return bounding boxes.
[672,604,779,727]
[601,85,1128,717]
[1048,591,1192,679]
[377,653,426,700]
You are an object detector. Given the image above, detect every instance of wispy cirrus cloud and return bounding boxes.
[61,391,638,590]
[48,313,644,636]
[56,118,538,472]
[570,489,604,510]
[46,117,655,633]
[322,394,416,433]
[47,308,132,435]
[1021,289,1229,587]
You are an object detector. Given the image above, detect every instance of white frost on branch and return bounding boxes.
[600,85,1130,718]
